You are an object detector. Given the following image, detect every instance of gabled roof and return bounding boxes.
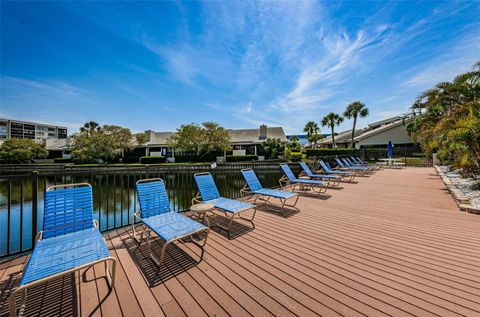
[144,126,287,146]
[45,138,69,150]
[146,132,175,146]
[319,129,365,144]
[353,118,409,141]
[228,127,286,143]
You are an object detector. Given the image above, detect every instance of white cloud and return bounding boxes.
[245,101,253,113]
[403,34,480,89]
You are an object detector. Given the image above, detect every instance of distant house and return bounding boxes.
[138,124,287,157]
[319,116,413,149]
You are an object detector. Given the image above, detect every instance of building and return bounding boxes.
[0,118,69,158]
[0,118,67,141]
[139,124,287,158]
[319,116,413,149]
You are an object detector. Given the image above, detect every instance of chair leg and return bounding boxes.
[133,222,144,244]
[9,287,26,317]
[105,258,117,289]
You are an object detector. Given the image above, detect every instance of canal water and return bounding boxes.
[0,168,291,256]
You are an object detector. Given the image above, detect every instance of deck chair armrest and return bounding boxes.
[191,192,203,205]
[34,231,43,245]
[132,211,142,222]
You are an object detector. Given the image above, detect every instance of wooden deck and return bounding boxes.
[1,167,480,317]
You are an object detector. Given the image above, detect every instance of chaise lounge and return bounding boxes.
[279,163,328,196]
[318,160,356,182]
[241,168,300,212]
[10,183,116,317]
[133,178,209,267]
[298,162,341,187]
[193,172,256,239]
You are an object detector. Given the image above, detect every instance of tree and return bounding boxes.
[286,139,302,152]
[411,60,480,177]
[0,138,48,162]
[343,101,369,148]
[303,121,319,147]
[79,121,100,135]
[167,122,231,156]
[261,138,285,159]
[289,135,299,142]
[135,133,148,145]
[321,113,344,148]
[70,122,134,163]
[308,133,323,147]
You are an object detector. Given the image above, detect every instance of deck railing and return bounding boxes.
[0,162,297,258]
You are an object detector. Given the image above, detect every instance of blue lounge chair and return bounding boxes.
[133,178,209,267]
[10,183,116,317]
[335,158,368,175]
[298,162,341,187]
[318,160,356,182]
[352,156,381,170]
[344,158,375,172]
[279,163,328,195]
[241,168,299,211]
[351,156,366,165]
[193,172,256,239]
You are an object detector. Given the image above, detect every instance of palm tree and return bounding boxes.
[321,113,344,148]
[343,101,369,148]
[411,60,480,177]
[303,121,319,146]
[289,135,299,142]
[80,121,100,135]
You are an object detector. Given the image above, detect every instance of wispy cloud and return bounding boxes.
[403,34,480,89]
[1,76,84,98]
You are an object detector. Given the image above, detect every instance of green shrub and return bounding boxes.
[288,152,303,162]
[305,148,359,158]
[139,156,167,164]
[226,155,258,162]
[53,158,72,163]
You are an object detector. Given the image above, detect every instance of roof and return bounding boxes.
[146,126,287,146]
[367,116,402,128]
[45,138,69,150]
[228,127,286,144]
[353,118,408,141]
[319,129,365,145]
[146,131,175,145]
[320,116,410,145]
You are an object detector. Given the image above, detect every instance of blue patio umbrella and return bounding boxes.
[387,140,393,158]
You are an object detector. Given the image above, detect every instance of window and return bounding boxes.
[48,132,56,137]
[36,132,45,136]
[48,127,55,132]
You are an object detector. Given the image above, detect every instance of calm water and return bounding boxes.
[0,168,290,256]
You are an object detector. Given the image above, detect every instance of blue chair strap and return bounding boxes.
[280,164,296,181]
[136,179,172,218]
[241,169,263,191]
[299,162,313,176]
[319,160,332,172]
[43,184,94,239]
[194,173,221,201]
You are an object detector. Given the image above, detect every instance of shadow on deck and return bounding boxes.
[1,168,480,317]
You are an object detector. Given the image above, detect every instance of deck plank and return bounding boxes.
[1,167,480,317]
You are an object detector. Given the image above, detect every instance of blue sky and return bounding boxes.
[1,1,479,135]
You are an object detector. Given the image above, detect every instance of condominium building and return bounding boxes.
[0,118,67,141]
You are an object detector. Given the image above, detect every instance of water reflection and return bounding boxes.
[0,168,290,256]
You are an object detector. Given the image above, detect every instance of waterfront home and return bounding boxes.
[140,124,287,158]
[319,116,413,149]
